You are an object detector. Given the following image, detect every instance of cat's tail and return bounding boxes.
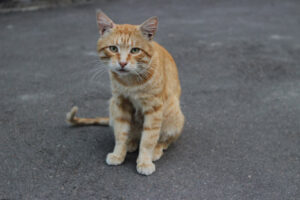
[66,106,109,126]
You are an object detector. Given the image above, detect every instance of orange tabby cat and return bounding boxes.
[66,11,184,175]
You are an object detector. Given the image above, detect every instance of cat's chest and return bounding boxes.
[128,95,143,111]
[113,84,145,110]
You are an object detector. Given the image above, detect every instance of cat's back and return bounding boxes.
[152,41,176,65]
[152,41,181,97]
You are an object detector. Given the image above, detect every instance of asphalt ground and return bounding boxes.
[0,0,299,199]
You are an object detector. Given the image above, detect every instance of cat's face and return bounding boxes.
[96,11,158,76]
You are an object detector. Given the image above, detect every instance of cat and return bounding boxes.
[66,10,184,175]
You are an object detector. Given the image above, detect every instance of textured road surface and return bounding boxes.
[1,0,300,199]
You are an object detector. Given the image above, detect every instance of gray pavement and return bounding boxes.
[0,0,300,199]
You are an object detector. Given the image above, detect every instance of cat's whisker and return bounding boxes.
[138,67,152,81]
[94,69,107,81]
[133,70,144,82]
[82,59,103,69]
[86,63,107,83]
[90,67,107,82]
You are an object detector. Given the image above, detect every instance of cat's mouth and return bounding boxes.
[116,68,129,73]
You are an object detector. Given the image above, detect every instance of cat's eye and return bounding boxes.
[109,46,118,53]
[130,48,140,54]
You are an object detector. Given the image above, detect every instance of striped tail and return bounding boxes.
[66,106,109,126]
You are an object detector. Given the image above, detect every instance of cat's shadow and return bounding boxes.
[66,125,171,174]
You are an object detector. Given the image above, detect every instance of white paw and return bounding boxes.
[106,153,124,165]
[136,162,156,175]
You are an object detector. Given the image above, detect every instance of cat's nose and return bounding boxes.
[119,62,127,68]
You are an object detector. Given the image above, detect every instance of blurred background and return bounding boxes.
[0,0,91,13]
[0,0,299,199]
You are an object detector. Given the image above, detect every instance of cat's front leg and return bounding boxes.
[106,98,132,166]
[137,105,163,175]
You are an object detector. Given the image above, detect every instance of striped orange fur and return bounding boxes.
[66,11,184,175]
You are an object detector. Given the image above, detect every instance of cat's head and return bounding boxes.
[96,11,158,76]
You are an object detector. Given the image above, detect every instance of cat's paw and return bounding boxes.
[106,153,124,165]
[136,162,156,175]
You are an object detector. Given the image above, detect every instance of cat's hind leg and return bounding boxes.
[152,133,181,162]
[152,143,164,161]
[152,98,184,162]
[161,98,184,148]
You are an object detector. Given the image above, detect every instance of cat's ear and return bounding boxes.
[96,10,115,36]
[139,16,158,40]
